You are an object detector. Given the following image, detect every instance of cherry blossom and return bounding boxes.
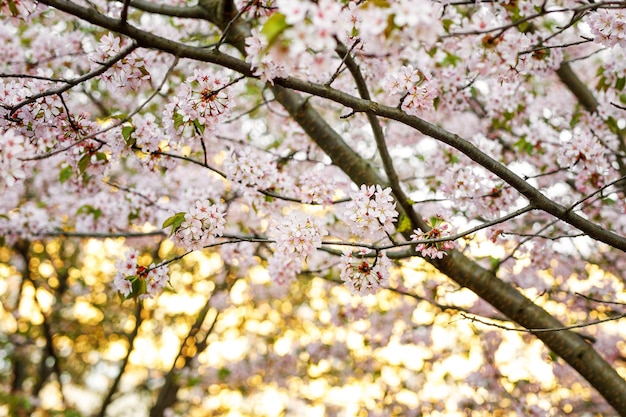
[268,211,327,260]
[113,249,170,298]
[411,214,456,259]
[588,8,626,48]
[340,250,391,296]
[0,129,26,186]
[344,184,398,238]
[170,200,227,251]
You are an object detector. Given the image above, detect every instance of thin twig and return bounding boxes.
[461,312,626,333]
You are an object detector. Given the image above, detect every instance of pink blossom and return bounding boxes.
[0,129,26,187]
[276,0,310,24]
[410,214,455,259]
[116,249,139,276]
[268,211,327,260]
[224,147,279,191]
[345,184,398,238]
[340,250,390,296]
[297,168,336,205]
[171,200,227,251]
[267,255,300,285]
[588,8,626,48]
[89,34,151,91]
[113,251,170,298]
[113,274,133,297]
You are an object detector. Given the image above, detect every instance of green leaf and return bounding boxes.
[396,213,412,233]
[138,65,150,77]
[78,154,90,174]
[8,0,19,16]
[95,152,108,162]
[365,0,391,7]
[570,112,581,128]
[514,137,535,155]
[489,256,501,271]
[76,205,102,220]
[596,75,610,92]
[261,12,289,47]
[109,112,129,120]
[162,212,186,234]
[122,125,135,146]
[616,77,626,91]
[217,367,231,381]
[121,275,146,300]
[173,112,185,130]
[606,116,620,135]
[193,118,205,134]
[59,166,73,183]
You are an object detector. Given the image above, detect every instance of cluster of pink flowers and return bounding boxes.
[90,34,151,91]
[0,71,63,132]
[340,250,390,296]
[113,249,170,298]
[410,213,455,259]
[267,211,327,284]
[267,255,301,286]
[0,0,42,20]
[345,184,397,238]
[297,168,336,205]
[133,113,164,154]
[382,65,437,115]
[244,0,343,83]
[557,131,608,173]
[163,69,233,140]
[588,8,626,48]
[268,211,327,259]
[223,147,279,190]
[244,28,289,84]
[0,129,26,187]
[171,199,227,251]
[0,201,57,243]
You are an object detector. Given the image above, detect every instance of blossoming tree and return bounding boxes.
[2,0,626,415]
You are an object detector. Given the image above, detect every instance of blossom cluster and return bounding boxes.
[0,70,64,131]
[127,113,177,171]
[344,184,398,238]
[170,199,227,251]
[588,8,626,49]
[410,213,455,259]
[340,250,390,296]
[268,211,327,259]
[223,147,279,191]
[0,129,26,187]
[90,34,151,91]
[267,211,327,284]
[163,69,233,140]
[244,28,289,84]
[297,168,336,205]
[557,131,607,172]
[0,201,57,244]
[245,0,348,84]
[113,249,170,298]
[382,65,437,115]
[0,0,42,20]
